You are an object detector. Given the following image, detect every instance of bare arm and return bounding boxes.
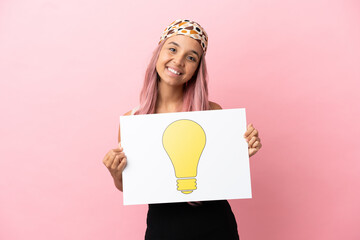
[102,110,132,192]
[209,101,222,110]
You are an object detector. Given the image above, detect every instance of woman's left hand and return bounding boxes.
[244,123,262,157]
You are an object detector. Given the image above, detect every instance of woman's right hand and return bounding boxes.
[103,143,127,191]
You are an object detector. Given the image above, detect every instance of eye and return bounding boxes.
[169,48,176,53]
[187,56,197,62]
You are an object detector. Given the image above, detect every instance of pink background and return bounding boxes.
[1,0,359,239]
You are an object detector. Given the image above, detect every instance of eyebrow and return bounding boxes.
[168,41,200,58]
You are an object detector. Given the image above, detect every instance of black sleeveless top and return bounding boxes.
[145,200,239,240]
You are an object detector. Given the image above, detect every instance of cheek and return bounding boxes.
[155,60,160,72]
[187,64,199,77]
[156,52,168,69]
[155,58,164,73]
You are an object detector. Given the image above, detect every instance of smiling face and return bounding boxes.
[156,35,203,87]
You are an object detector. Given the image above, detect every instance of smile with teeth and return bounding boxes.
[167,67,182,75]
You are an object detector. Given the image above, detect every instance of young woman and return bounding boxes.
[103,19,262,240]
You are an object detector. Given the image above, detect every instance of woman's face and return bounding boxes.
[156,35,203,87]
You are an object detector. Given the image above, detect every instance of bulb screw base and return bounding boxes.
[177,178,197,194]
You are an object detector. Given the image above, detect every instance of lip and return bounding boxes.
[166,66,183,75]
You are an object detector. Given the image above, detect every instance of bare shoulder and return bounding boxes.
[123,110,132,116]
[209,101,222,110]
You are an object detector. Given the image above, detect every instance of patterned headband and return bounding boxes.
[159,19,208,54]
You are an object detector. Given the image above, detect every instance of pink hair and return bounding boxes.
[135,39,210,115]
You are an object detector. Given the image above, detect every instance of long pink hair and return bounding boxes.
[135,39,210,115]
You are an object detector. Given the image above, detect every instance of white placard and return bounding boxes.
[120,108,252,205]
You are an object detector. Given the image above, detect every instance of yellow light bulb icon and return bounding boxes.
[162,119,206,194]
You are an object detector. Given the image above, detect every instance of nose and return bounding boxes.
[172,54,185,67]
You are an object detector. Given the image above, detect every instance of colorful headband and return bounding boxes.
[159,19,208,54]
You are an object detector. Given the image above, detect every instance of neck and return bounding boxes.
[156,81,184,113]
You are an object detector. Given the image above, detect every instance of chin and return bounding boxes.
[160,79,184,87]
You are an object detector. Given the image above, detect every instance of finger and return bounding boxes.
[102,152,111,165]
[244,123,254,137]
[103,157,112,168]
[118,142,122,148]
[249,148,257,157]
[112,147,123,152]
[111,155,122,169]
[117,157,127,172]
[103,151,117,167]
[253,140,261,148]
[110,151,125,164]
[247,129,258,140]
[110,151,125,161]
[249,136,257,147]
[249,143,262,157]
[112,152,125,161]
